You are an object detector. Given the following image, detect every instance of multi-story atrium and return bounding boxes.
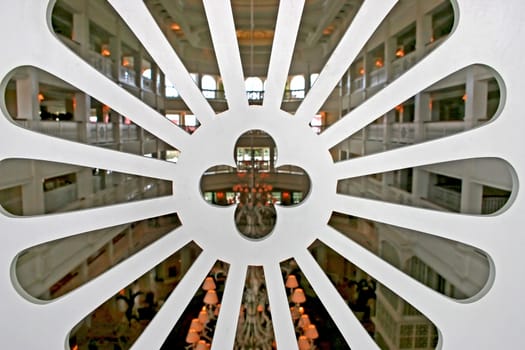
[1,0,524,349]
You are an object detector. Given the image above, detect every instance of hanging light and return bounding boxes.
[190,318,203,332]
[198,307,209,324]
[305,324,319,340]
[298,314,311,329]
[202,276,216,291]
[186,328,200,344]
[298,335,310,350]
[291,288,306,304]
[195,340,208,350]
[204,289,219,305]
[285,274,299,289]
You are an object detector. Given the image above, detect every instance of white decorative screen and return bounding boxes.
[0,0,524,349]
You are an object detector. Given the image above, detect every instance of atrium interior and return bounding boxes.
[0,0,524,349]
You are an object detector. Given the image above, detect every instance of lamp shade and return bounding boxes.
[285,274,299,289]
[298,314,311,329]
[190,318,203,332]
[204,289,219,305]
[195,340,208,350]
[298,335,310,350]
[186,328,200,344]
[305,324,319,340]
[198,308,209,324]
[202,277,216,291]
[291,288,306,304]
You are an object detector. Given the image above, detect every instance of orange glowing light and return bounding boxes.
[322,25,334,36]
[359,67,365,75]
[395,47,405,57]
[101,44,111,57]
[38,93,44,102]
[462,94,467,101]
[171,23,181,31]
[374,58,384,68]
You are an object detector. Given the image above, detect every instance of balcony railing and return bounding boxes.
[424,121,465,140]
[391,52,418,79]
[15,120,79,141]
[86,51,112,78]
[369,68,387,87]
[391,123,415,144]
[427,185,461,212]
[352,76,365,91]
[119,66,136,86]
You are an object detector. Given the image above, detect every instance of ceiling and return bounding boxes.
[144,0,363,75]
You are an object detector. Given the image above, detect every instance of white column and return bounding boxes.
[72,0,90,57]
[110,110,122,151]
[412,168,430,204]
[383,111,396,151]
[16,67,40,120]
[460,180,483,214]
[76,168,93,200]
[74,92,90,143]
[22,160,45,215]
[415,4,432,58]
[109,21,122,81]
[464,67,488,129]
[414,92,432,142]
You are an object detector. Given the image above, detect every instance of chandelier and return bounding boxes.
[233,172,276,239]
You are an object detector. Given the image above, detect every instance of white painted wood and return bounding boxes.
[0,1,524,349]
[263,0,305,111]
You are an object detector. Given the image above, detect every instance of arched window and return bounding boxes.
[245,77,264,101]
[202,75,216,99]
[290,75,305,98]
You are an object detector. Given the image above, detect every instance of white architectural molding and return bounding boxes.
[0,0,524,349]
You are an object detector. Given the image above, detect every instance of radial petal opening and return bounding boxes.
[280,258,351,349]
[329,64,501,159]
[67,241,201,350]
[50,0,208,131]
[0,158,172,216]
[3,65,184,155]
[337,157,513,215]
[318,1,455,137]
[160,261,229,349]
[327,213,492,300]
[308,240,440,349]
[15,213,182,301]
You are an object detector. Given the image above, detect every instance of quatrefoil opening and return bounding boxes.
[200,130,311,240]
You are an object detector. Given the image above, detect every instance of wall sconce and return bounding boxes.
[101,44,111,57]
[395,47,405,57]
